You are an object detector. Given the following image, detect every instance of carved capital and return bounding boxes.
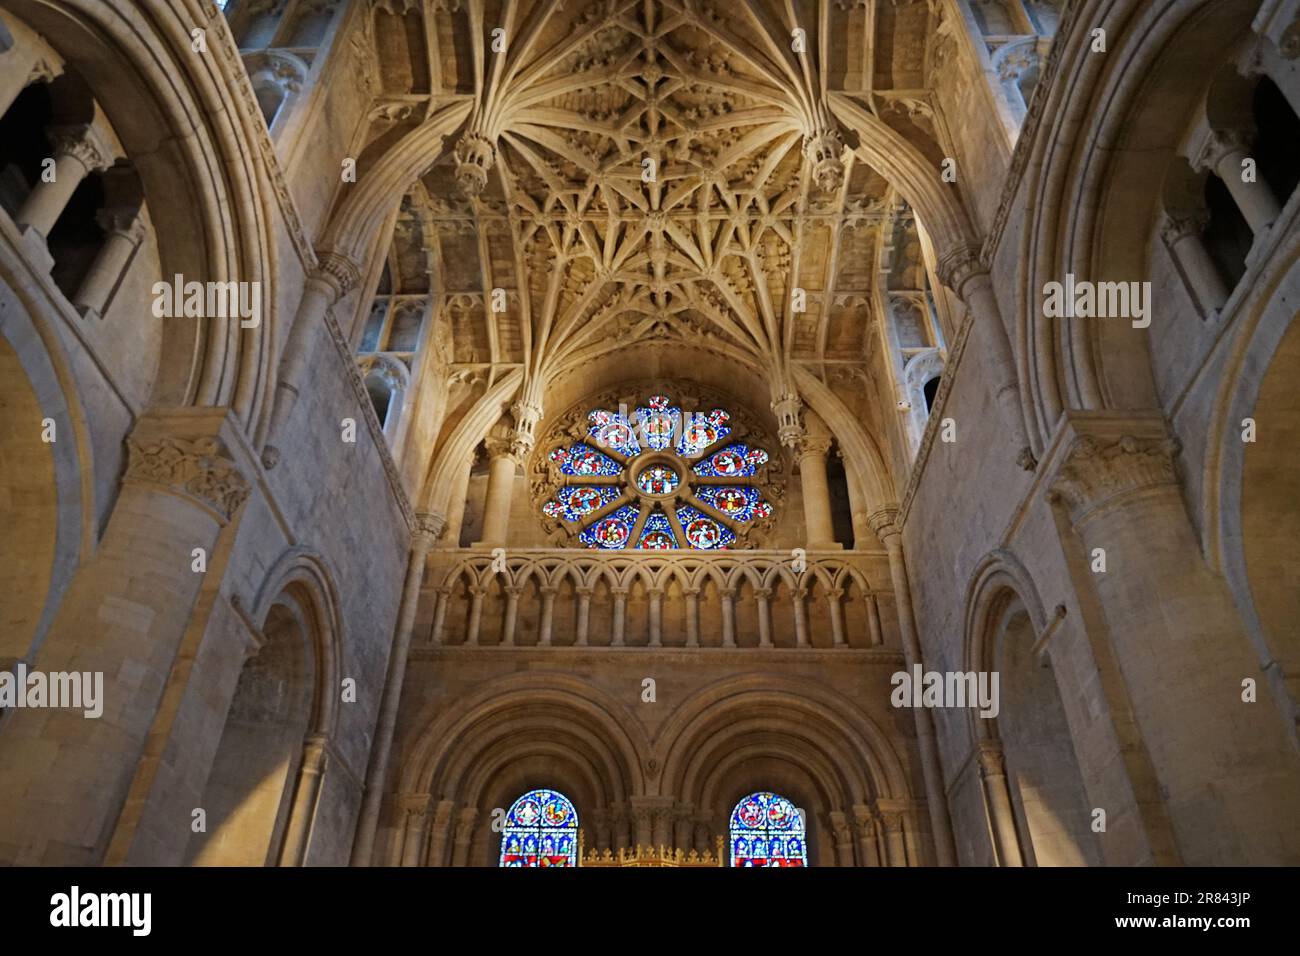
[1048,434,1181,523]
[414,511,447,547]
[48,124,113,174]
[1160,209,1210,245]
[95,207,146,243]
[125,435,251,523]
[1192,128,1253,173]
[866,507,901,542]
[313,250,362,299]
[796,434,833,460]
[934,241,988,298]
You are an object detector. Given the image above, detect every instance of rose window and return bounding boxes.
[539,393,775,550]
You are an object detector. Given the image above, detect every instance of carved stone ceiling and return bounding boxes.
[367,0,936,392]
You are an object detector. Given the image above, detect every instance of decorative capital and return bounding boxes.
[796,434,833,460]
[414,511,446,546]
[1192,128,1253,173]
[866,507,901,542]
[125,435,251,523]
[934,241,988,298]
[313,250,362,299]
[1160,209,1210,245]
[95,207,146,243]
[1049,434,1181,523]
[48,124,113,174]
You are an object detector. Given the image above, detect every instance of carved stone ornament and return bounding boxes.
[125,435,252,523]
[1048,434,1181,522]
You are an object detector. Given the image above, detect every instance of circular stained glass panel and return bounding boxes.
[636,464,680,495]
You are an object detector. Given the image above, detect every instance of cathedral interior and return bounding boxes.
[0,0,1298,869]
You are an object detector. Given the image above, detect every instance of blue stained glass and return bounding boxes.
[634,402,682,451]
[675,505,735,550]
[588,409,641,456]
[693,485,771,523]
[580,504,640,549]
[550,443,621,477]
[730,791,806,867]
[636,511,677,549]
[500,788,579,867]
[545,485,622,522]
[676,408,731,456]
[693,442,769,477]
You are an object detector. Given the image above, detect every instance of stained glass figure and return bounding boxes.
[694,485,769,522]
[551,443,621,477]
[499,788,579,867]
[676,408,731,456]
[675,505,735,549]
[729,791,806,867]
[588,409,640,456]
[636,464,680,495]
[580,504,640,549]
[548,485,621,522]
[693,443,769,477]
[636,510,677,549]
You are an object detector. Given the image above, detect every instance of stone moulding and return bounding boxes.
[124,435,252,523]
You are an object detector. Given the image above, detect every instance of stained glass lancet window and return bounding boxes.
[499,788,579,867]
[540,393,775,550]
[730,791,807,867]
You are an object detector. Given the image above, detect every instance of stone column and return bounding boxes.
[1160,211,1229,313]
[829,811,856,867]
[792,588,810,647]
[826,588,847,647]
[1045,414,1300,863]
[755,587,773,647]
[537,586,557,645]
[629,802,654,849]
[852,805,881,866]
[1193,128,1281,233]
[683,588,701,647]
[610,587,628,646]
[429,586,451,644]
[720,587,737,647]
[647,588,663,647]
[501,586,522,645]
[476,435,520,546]
[399,794,432,867]
[865,593,884,646]
[17,124,113,239]
[1,409,253,865]
[838,448,875,548]
[937,245,1036,470]
[0,55,58,119]
[351,512,444,865]
[591,808,613,852]
[424,800,455,867]
[877,802,909,866]
[574,587,592,645]
[277,734,330,866]
[465,585,486,645]
[263,251,361,465]
[72,208,146,319]
[869,508,959,866]
[796,435,838,549]
[450,808,478,867]
[977,739,1024,867]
